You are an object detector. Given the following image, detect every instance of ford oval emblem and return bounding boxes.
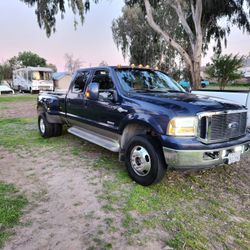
[228,122,239,129]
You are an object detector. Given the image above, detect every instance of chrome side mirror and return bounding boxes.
[86,82,99,100]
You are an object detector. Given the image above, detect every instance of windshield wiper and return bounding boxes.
[167,89,184,93]
[131,89,168,93]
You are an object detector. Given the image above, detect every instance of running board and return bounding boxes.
[68,126,120,152]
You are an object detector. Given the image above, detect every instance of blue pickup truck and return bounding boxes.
[37,66,250,185]
[179,79,209,90]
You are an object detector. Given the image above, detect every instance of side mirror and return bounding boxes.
[108,89,118,103]
[86,82,99,100]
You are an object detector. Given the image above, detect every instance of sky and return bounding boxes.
[0,1,249,71]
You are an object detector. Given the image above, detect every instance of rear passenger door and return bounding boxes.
[66,70,90,126]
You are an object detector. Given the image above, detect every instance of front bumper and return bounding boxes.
[163,142,250,170]
[32,85,53,91]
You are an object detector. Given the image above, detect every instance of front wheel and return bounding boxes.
[38,114,54,138]
[125,135,166,186]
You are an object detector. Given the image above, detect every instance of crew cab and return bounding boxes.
[37,66,250,186]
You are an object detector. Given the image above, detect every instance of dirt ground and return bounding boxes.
[0,97,249,250]
[0,101,36,118]
[0,99,161,250]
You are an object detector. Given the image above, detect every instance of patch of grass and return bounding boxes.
[0,117,62,149]
[0,94,37,103]
[96,155,250,249]
[1,101,249,249]
[205,85,250,91]
[89,237,113,250]
[0,117,99,153]
[0,106,10,110]
[0,182,28,248]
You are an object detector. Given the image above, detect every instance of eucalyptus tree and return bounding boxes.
[126,0,250,89]
[20,0,250,89]
[112,4,187,77]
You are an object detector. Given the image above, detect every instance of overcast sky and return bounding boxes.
[0,1,249,71]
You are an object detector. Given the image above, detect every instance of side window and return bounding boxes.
[28,71,32,81]
[92,70,114,100]
[72,71,89,93]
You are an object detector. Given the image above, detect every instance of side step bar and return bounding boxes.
[68,126,120,152]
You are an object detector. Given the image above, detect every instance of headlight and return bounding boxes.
[167,117,198,136]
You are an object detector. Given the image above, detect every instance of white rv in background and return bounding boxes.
[12,67,54,93]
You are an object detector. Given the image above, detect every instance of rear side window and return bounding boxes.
[72,71,90,93]
[91,70,115,101]
[92,70,114,90]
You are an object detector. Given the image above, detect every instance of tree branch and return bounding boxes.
[190,0,203,37]
[191,0,196,26]
[143,0,192,68]
[172,0,195,44]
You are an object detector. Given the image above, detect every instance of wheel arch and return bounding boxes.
[120,121,162,152]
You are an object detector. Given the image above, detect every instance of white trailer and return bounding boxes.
[192,90,250,127]
[12,67,54,93]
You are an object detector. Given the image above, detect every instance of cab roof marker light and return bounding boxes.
[138,64,143,68]
[131,64,135,68]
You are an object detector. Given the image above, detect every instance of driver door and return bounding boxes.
[84,69,124,133]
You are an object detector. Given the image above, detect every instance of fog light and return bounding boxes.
[222,150,227,158]
[234,145,243,153]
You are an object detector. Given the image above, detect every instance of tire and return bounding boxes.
[201,83,206,88]
[53,124,63,137]
[125,135,166,186]
[38,114,54,138]
[18,86,22,93]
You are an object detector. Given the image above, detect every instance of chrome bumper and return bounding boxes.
[163,142,250,170]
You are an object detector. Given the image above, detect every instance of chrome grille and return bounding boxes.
[199,110,247,143]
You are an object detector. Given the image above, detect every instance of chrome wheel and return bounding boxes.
[130,146,151,176]
[39,118,45,134]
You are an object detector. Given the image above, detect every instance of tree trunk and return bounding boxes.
[191,60,201,90]
[143,0,203,90]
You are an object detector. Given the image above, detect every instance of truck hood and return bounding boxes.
[130,91,245,116]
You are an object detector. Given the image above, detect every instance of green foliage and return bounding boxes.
[206,54,244,90]
[96,154,250,249]
[112,4,186,76]
[0,182,27,248]
[0,62,12,81]
[1,97,249,249]
[126,0,250,54]
[13,51,47,67]
[1,51,55,81]
[20,0,99,37]
[0,94,37,103]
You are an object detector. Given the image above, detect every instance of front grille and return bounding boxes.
[199,110,247,143]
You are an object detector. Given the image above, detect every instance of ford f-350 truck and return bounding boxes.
[37,66,250,186]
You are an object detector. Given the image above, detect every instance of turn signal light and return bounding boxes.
[85,90,90,98]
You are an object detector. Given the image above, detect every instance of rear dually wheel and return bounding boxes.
[38,114,54,138]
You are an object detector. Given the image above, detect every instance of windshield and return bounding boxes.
[115,69,184,93]
[32,71,52,81]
